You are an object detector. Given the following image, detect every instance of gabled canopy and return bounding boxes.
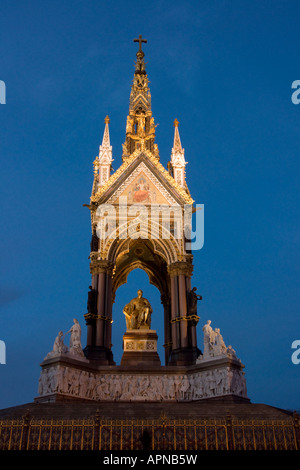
[91,150,193,206]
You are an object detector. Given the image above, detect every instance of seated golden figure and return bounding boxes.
[123,289,152,330]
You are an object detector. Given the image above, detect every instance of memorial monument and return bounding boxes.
[2,37,299,453]
[35,36,249,405]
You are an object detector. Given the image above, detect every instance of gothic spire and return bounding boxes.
[172,118,183,154]
[170,119,187,188]
[100,115,112,152]
[97,115,113,186]
[122,36,159,160]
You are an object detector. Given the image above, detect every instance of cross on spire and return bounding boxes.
[134,34,147,53]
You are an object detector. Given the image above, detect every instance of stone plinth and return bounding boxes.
[35,321,249,404]
[121,329,161,367]
[35,351,249,404]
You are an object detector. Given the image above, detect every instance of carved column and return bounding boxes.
[84,259,115,364]
[85,274,98,348]
[185,272,198,350]
[191,321,198,349]
[161,293,171,365]
[86,320,94,348]
[167,260,197,365]
[96,270,106,347]
[178,273,188,348]
[84,271,97,357]
[104,267,113,350]
[169,268,180,352]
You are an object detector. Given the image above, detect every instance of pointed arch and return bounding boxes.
[108,238,170,302]
[102,218,181,265]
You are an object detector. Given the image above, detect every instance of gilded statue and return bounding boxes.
[123,289,152,330]
[136,115,145,137]
[126,115,133,134]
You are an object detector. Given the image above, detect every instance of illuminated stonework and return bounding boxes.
[84,37,200,366]
[36,37,249,406]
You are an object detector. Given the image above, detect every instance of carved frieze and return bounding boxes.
[37,363,248,402]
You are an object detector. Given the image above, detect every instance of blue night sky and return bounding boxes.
[0,0,299,411]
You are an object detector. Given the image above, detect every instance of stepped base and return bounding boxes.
[0,401,296,451]
[0,400,293,420]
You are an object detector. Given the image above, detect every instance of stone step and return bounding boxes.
[0,401,294,421]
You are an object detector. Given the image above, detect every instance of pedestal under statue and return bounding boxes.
[37,317,248,403]
[121,290,161,367]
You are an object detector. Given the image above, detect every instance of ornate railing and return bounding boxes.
[0,412,299,451]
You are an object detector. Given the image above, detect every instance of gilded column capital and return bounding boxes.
[167,261,194,278]
[90,259,114,276]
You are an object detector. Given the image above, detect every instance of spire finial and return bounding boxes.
[97,115,113,186]
[172,120,183,153]
[133,34,147,55]
[100,116,112,155]
[170,119,186,187]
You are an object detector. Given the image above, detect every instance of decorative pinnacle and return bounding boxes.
[99,115,112,162]
[172,118,184,155]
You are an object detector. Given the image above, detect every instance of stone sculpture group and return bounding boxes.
[198,320,239,361]
[45,318,84,359]
[39,318,247,402]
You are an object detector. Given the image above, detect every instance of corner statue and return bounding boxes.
[123,290,152,330]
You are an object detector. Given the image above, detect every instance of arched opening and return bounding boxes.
[85,234,198,366]
[110,238,170,300]
[108,238,172,365]
[112,268,164,365]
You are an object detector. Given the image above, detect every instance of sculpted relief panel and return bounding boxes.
[38,365,248,402]
[39,319,248,402]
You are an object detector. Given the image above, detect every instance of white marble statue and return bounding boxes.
[214,328,227,356]
[45,319,85,361]
[226,344,238,359]
[66,318,84,357]
[202,320,215,356]
[45,331,68,359]
[199,320,241,362]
